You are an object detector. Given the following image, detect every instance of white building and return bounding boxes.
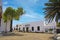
[16,20,56,33]
[0,0,10,32]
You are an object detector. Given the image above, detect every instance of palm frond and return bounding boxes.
[49,0,58,2]
[45,2,60,6]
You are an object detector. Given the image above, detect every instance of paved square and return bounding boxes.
[0,32,54,40]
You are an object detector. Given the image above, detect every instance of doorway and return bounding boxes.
[26,27,29,32]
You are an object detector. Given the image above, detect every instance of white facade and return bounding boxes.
[18,21,45,32]
[17,20,56,33]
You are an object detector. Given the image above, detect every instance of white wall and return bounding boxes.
[18,21,45,32]
[17,21,56,33]
[1,18,10,32]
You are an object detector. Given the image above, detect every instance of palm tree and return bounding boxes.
[3,7,24,32]
[44,0,60,23]
[44,0,60,39]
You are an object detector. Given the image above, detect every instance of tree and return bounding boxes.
[44,0,60,38]
[3,7,24,32]
[57,22,60,27]
[44,0,60,23]
[49,28,53,33]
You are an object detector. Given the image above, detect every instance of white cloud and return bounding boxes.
[32,0,39,3]
[34,0,38,2]
[21,8,44,19]
[28,0,39,3]
[3,6,7,12]
[3,1,8,5]
[23,14,37,18]
[14,0,39,8]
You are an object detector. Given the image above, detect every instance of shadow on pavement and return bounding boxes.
[2,32,24,36]
[49,36,56,40]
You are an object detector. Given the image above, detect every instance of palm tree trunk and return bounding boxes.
[54,14,57,39]
[5,22,7,33]
[10,20,13,32]
[54,28,57,40]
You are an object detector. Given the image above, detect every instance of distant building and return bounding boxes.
[0,0,10,32]
[16,20,56,33]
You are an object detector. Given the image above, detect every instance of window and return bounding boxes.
[32,27,34,31]
[37,26,40,31]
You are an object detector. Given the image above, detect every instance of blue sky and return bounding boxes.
[3,0,48,26]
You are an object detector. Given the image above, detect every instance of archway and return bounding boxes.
[23,27,25,32]
[37,26,40,31]
[26,27,29,32]
[32,27,34,31]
